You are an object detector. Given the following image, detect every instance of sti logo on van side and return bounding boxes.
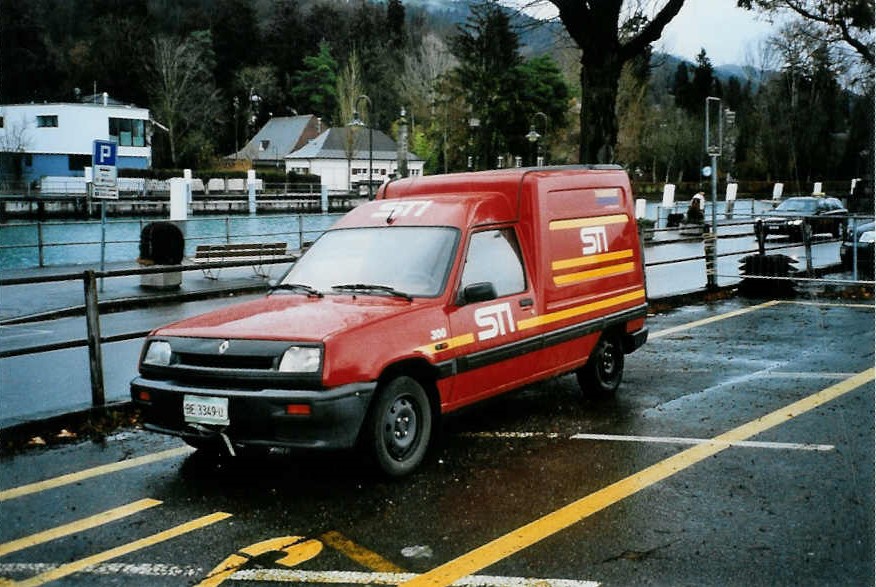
[132,166,648,477]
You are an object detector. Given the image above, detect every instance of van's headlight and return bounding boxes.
[860,231,875,244]
[788,219,803,226]
[143,340,172,366]
[278,346,321,373]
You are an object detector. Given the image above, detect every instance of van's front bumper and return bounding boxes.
[130,377,376,451]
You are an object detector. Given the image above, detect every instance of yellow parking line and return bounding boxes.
[0,498,162,557]
[320,531,407,573]
[400,368,874,587]
[649,300,781,339]
[0,447,190,503]
[13,511,231,587]
[783,300,875,309]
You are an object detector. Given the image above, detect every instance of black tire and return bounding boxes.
[364,376,432,477]
[576,334,624,398]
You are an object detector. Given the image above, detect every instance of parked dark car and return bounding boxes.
[840,220,874,274]
[758,196,848,240]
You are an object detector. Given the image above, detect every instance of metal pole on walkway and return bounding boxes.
[83,270,106,408]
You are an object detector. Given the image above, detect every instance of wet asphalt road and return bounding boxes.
[1,296,873,586]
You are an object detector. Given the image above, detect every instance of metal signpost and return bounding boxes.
[704,97,722,291]
[92,140,118,287]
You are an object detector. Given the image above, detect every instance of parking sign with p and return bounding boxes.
[92,139,118,197]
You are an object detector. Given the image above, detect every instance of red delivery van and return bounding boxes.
[131,166,648,476]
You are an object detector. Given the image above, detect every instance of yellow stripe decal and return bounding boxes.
[549,214,628,231]
[517,289,646,330]
[553,262,636,286]
[399,368,875,587]
[552,249,633,271]
[414,333,476,356]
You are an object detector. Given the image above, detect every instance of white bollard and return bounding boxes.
[247,169,257,215]
[635,198,647,220]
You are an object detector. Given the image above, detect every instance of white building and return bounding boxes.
[285,127,425,192]
[0,97,151,183]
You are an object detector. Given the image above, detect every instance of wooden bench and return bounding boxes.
[193,242,290,279]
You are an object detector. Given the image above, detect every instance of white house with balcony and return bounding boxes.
[284,127,424,192]
[0,97,151,185]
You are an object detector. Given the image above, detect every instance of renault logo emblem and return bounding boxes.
[218,340,230,354]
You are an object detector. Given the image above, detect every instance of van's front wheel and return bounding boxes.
[365,376,432,477]
[576,334,624,398]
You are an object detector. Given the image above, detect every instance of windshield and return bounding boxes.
[280,226,459,298]
[775,198,817,213]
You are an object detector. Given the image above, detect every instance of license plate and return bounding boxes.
[183,395,229,425]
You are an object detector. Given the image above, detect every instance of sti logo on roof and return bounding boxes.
[93,140,117,166]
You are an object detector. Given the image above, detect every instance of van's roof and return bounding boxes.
[379,165,625,202]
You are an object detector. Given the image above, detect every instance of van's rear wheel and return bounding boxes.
[364,376,432,477]
[576,334,624,398]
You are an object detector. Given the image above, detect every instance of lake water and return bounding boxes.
[0,213,344,270]
[0,199,769,271]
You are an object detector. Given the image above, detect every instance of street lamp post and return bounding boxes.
[348,95,373,200]
[705,96,723,292]
[525,111,548,166]
[248,88,261,141]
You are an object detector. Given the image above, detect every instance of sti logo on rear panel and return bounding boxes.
[579,226,608,255]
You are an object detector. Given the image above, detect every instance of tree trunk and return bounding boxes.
[579,53,622,164]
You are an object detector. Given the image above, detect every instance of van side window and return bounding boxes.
[460,228,526,297]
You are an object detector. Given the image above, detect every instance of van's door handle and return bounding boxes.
[519,298,534,308]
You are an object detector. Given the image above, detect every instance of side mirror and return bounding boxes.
[459,282,497,305]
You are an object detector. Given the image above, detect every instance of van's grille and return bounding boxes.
[175,352,275,370]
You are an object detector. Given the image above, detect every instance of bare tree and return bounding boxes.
[738,0,874,65]
[337,52,364,190]
[145,34,222,166]
[401,33,458,120]
[0,110,31,185]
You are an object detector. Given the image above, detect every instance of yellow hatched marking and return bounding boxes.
[517,289,646,330]
[549,214,628,231]
[197,536,323,587]
[0,499,162,557]
[320,531,407,573]
[400,368,875,587]
[553,262,635,286]
[552,249,633,271]
[13,511,231,587]
[0,447,191,503]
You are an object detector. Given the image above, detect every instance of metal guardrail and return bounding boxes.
[1,222,873,415]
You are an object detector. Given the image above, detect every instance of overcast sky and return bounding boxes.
[659,0,777,65]
[513,0,779,66]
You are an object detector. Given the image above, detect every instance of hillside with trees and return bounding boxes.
[1,0,872,188]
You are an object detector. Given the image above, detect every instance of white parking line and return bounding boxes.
[0,564,599,587]
[231,569,600,587]
[464,431,834,452]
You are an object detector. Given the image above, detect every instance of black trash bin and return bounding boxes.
[138,222,184,289]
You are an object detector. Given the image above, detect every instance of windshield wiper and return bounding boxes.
[269,283,323,297]
[331,283,413,301]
